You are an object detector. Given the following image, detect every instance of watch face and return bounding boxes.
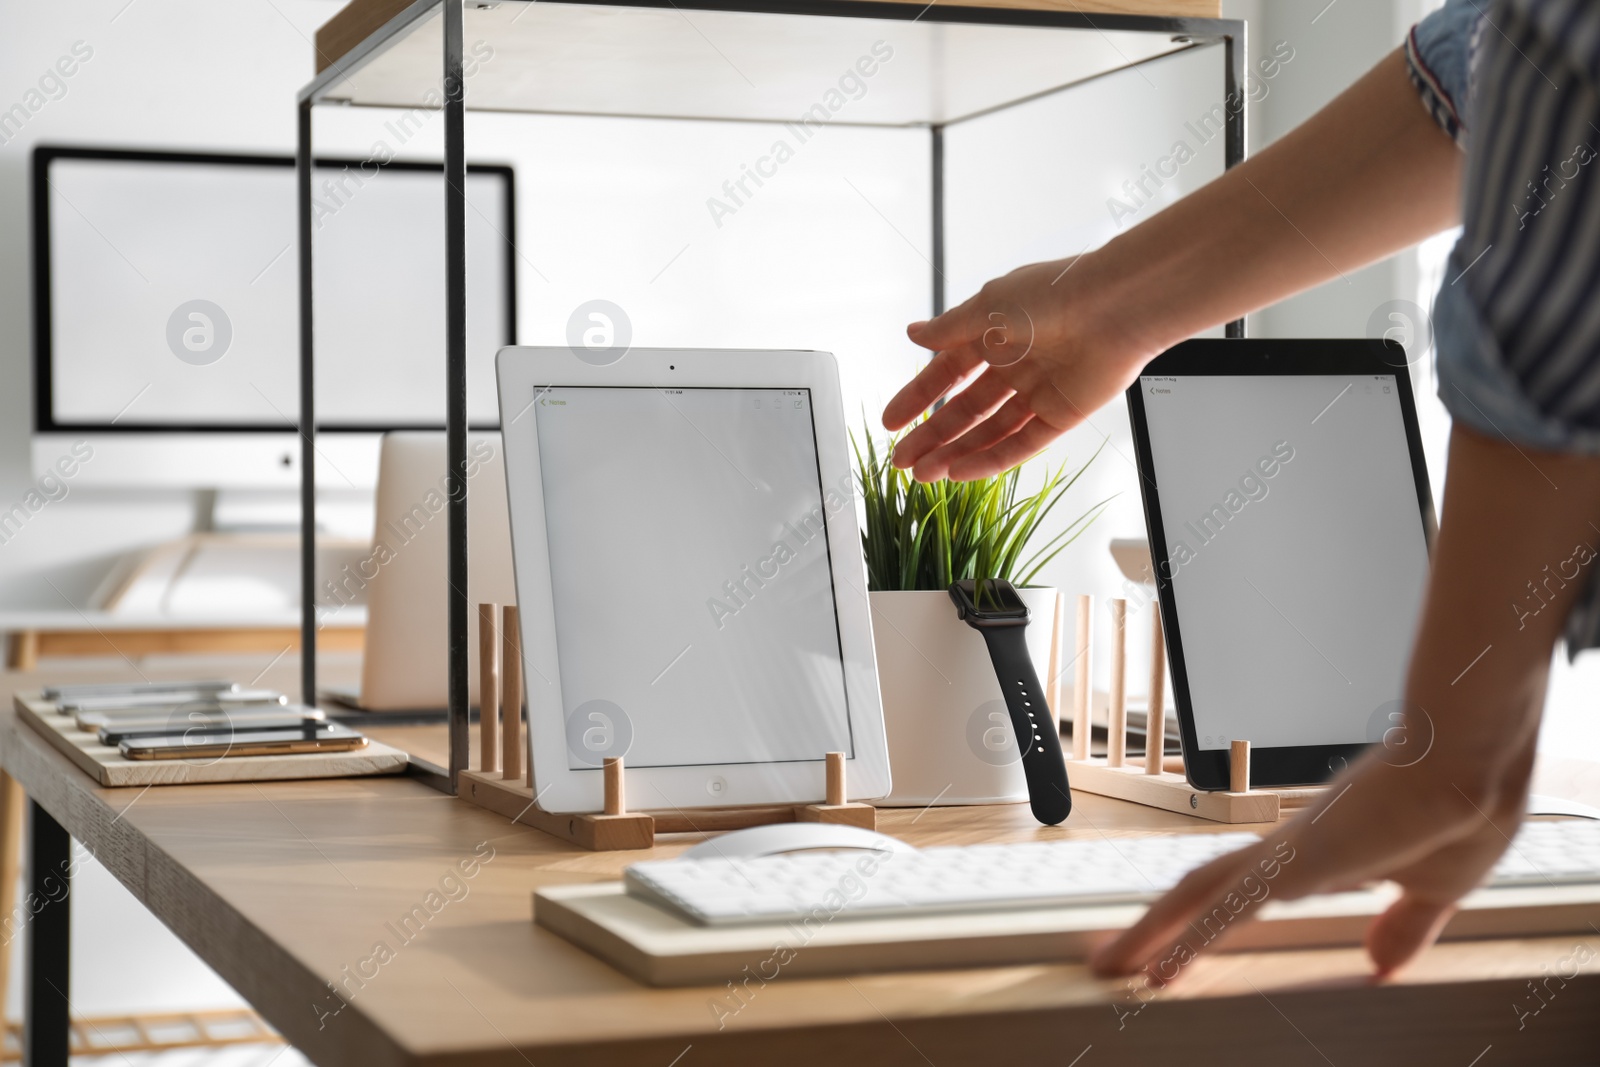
[949,578,1030,620]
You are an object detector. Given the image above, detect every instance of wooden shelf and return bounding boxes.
[311,0,1231,126]
[317,0,1224,77]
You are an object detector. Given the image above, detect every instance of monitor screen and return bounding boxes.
[36,148,513,432]
[1139,372,1430,752]
[531,385,854,770]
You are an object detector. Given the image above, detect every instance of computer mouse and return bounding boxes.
[679,822,918,860]
[1526,794,1600,820]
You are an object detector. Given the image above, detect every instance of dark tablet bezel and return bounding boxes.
[1124,338,1437,791]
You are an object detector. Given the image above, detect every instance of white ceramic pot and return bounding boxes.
[870,587,1059,806]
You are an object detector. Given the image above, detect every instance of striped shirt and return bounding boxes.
[1409,0,1600,652]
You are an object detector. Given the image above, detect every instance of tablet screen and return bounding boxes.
[532,386,854,770]
[1140,373,1429,751]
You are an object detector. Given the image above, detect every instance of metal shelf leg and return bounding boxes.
[24,801,70,1067]
[297,98,318,709]
[1224,26,1247,339]
[444,0,471,793]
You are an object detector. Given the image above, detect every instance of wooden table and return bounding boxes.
[0,611,364,672]
[3,659,1598,1065]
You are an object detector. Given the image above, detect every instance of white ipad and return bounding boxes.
[495,346,891,814]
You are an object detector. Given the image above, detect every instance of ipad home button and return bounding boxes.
[705,776,728,799]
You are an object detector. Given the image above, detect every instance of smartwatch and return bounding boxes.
[949,579,1072,825]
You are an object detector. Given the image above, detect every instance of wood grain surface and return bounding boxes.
[2,659,1597,1066]
[13,694,408,787]
[315,0,1226,74]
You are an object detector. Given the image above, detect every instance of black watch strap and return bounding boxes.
[979,626,1072,825]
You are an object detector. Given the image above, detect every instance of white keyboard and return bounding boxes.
[625,821,1600,927]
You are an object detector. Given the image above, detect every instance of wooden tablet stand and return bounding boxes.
[1063,594,1321,824]
[458,603,876,851]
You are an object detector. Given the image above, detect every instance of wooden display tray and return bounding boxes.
[462,758,875,852]
[464,603,874,850]
[13,692,409,787]
[534,875,1600,987]
[1065,759,1326,823]
[1067,595,1327,823]
[1069,759,1266,822]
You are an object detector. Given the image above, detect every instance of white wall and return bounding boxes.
[1239,0,1429,345]
[0,0,920,609]
[0,0,1248,1019]
[0,1,1230,682]
[0,1,352,607]
[935,0,1445,694]
[942,42,1230,692]
[0,1,1437,635]
[1218,1,1600,758]
[0,0,1422,615]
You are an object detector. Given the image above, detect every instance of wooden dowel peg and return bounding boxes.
[603,757,625,815]
[1072,594,1092,761]
[477,603,500,773]
[795,750,874,828]
[501,605,523,781]
[1146,608,1166,776]
[824,751,845,806]
[1047,593,1063,727]
[1230,739,1251,793]
[1107,598,1127,768]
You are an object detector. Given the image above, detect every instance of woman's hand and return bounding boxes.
[1097,425,1600,982]
[875,44,1528,980]
[881,256,1157,483]
[881,48,1461,485]
[1090,737,1533,983]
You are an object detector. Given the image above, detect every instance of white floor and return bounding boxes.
[73,1048,309,1067]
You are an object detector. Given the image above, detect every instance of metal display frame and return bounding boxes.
[295,0,1247,796]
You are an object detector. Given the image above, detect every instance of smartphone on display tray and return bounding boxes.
[119,722,368,760]
[97,706,326,745]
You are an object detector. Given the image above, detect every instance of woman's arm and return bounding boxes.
[885,47,1462,482]
[1091,425,1600,978]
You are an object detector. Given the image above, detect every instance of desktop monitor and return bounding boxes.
[31,146,515,488]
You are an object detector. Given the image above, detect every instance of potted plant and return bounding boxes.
[854,426,1108,805]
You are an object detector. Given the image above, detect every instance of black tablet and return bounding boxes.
[1125,339,1436,790]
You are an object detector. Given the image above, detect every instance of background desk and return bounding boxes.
[0,610,365,671]
[2,659,1598,1066]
